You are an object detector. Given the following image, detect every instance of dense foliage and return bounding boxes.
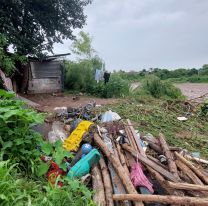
[0,0,91,55]
[137,75,183,99]
[64,32,130,98]
[117,65,208,83]
[0,34,26,75]
[0,161,95,206]
[0,89,44,172]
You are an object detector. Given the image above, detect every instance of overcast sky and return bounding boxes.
[54,0,208,71]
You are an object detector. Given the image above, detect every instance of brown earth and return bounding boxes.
[175,83,208,101]
[21,93,117,112]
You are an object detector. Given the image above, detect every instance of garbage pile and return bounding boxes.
[41,101,208,206]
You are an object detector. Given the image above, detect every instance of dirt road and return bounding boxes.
[175,83,208,100]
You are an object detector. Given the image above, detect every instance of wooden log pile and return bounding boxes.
[91,119,208,206]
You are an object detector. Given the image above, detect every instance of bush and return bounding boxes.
[0,89,44,172]
[0,161,95,206]
[141,75,183,99]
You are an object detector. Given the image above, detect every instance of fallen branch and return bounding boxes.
[112,194,208,206]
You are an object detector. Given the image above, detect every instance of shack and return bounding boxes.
[12,53,70,94]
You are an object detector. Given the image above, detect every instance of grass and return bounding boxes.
[104,96,208,158]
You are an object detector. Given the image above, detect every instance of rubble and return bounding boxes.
[39,101,208,206]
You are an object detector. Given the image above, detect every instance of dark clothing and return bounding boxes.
[104,72,110,84]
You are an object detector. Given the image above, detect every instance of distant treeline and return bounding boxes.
[117,64,208,83]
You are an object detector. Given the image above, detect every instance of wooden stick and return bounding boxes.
[94,133,144,206]
[127,119,145,156]
[122,144,179,182]
[116,143,130,175]
[92,165,106,206]
[166,181,208,191]
[147,155,168,170]
[124,124,137,151]
[99,158,114,206]
[159,133,180,180]
[175,152,208,184]
[175,159,203,185]
[113,194,208,206]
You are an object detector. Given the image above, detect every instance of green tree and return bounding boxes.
[71,31,95,60]
[0,0,92,56]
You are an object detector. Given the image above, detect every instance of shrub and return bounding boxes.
[0,161,95,206]
[141,75,183,99]
[0,89,44,172]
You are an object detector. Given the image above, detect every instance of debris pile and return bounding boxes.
[41,101,208,206]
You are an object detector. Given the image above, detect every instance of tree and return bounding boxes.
[0,0,92,56]
[71,31,95,59]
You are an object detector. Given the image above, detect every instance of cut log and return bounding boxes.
[175,159,203,185]
[92,165,106,206]
[122,144,179,182]
[94,133,144,206]
[112,194,208,206]
[158,133,180,180]
[127,119,145,156]
[99,158,114,206]
[166,181,208,191]
[175,152,208,184]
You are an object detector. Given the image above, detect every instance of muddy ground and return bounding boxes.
[21,83,208,112]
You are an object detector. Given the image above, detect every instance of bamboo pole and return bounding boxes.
[122,144,179,182]
[175,152,208,184]
[92,166,106,206]
[158,133,180,180]
[94,133,144,206]
[99,158,114,206]
[113,194,208,206]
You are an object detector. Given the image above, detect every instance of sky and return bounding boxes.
[54,0,208,71]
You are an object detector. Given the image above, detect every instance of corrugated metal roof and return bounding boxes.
[30,61,61,78]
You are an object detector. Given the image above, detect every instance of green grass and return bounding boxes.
[104,96,208,158]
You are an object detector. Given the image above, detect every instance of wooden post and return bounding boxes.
[99,158,114,206]
[175,152,208,184]
[158,133,180,180]
[175,160,203,185]
[122,144,179,182]
[112,194,208,206]
[92,165,106,206]
[127,119,145,156]
[166,181,208,191]
[94,133,144,206]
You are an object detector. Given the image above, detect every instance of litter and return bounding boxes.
[39,106,208,206]
[177,116,188,121]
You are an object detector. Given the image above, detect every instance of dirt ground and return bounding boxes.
[21,93,117,112]
[21,83,208,112]
[175,83,208,100]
